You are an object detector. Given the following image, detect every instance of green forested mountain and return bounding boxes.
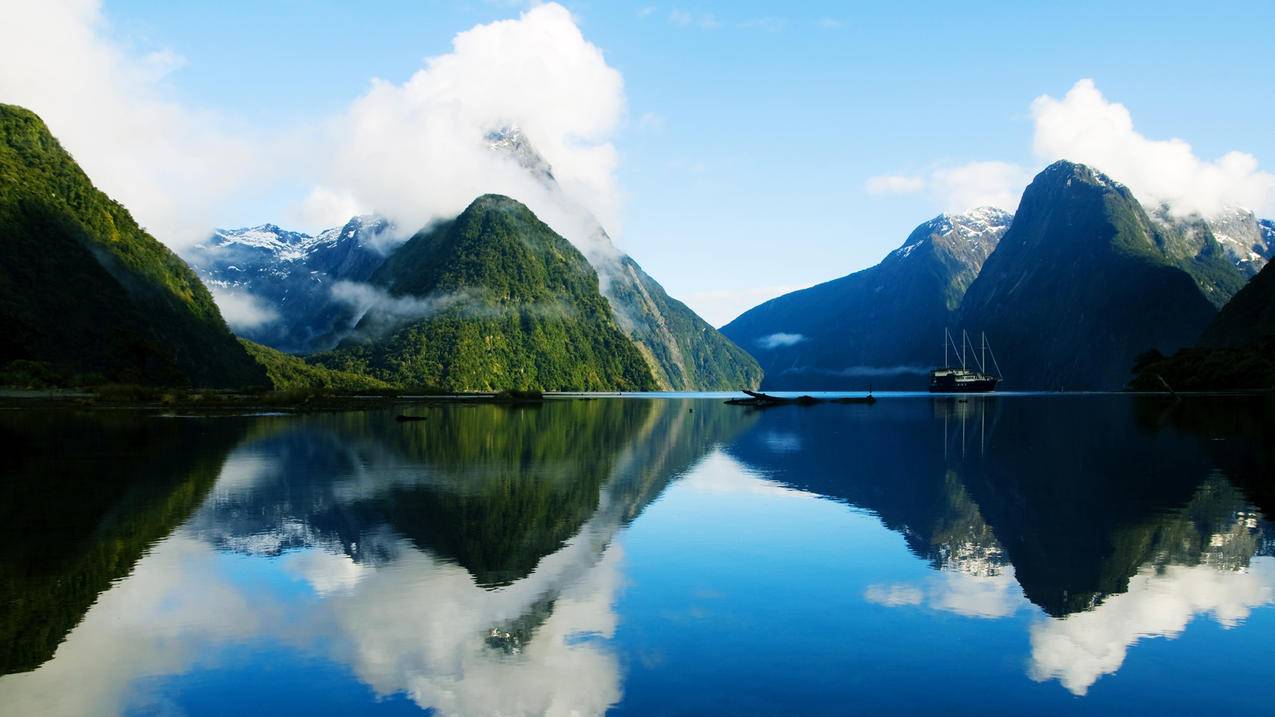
[239,338,391,392]
[486,127,760,390]
[720,208,1011,389]
[0,104,265,388]
[606,254,762,390]
[314,194,657,391]
[959,161,1243,390]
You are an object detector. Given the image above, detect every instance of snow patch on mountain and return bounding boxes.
[894,207,1012,259]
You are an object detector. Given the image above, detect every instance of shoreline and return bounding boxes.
[0,387,1271,416]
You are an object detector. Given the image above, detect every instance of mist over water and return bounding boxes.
[1,394,1272,715]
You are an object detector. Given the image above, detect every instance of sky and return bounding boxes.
[3,0,1274,326]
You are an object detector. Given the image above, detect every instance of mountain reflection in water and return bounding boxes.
[0,394,1272,715]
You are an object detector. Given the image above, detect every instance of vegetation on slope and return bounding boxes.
[0,104,265,388]
[315,195,657,392]
[239,338,391,392]
[605,255,762,390]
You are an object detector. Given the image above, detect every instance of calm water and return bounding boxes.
[2,395,1274,716]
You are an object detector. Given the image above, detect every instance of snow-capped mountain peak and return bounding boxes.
[486,126,555,186]
[894,207,1012,260]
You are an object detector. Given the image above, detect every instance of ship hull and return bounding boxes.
[928,378,999,393]
[928,371,1000,393]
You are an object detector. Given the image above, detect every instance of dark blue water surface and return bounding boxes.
[1,394,1273,715]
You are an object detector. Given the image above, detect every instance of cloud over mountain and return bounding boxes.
[0,0,265,250]
[301,3,627,255]
[1032,79,1275,217]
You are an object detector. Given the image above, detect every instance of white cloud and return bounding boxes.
[874,78,1275,219]
[757,332,806,349]
[866,163,1028,212]
[677,450,817,499]
[329,281,470,339]
[1029,558,1275,695]
[208,286,280,329]
[865,174,926,195]
[817,18,846,30]
[305,3,627,256]
[864,584,924,607]
[864,568,1024,619]
[1032,79,1275,217]
[929,161,1030,213]
[0,0,270,250]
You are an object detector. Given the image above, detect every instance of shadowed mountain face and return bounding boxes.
[720,208,1010,390]
[959,161,1244,390]
[722,395,1273,618]
[0,412,251,674]
[0,104,265,388]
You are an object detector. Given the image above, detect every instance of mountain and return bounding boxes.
[719,207,1012,389]
[313,194,658,391]
[0,104,265,388]
[239,338,391,392]
[960,161,1245,390]
[1128,257,1275,390]
[485,127,761,390]
[186,216,388,353]
[1149,206,1275,278]
[1202,253,1275,347]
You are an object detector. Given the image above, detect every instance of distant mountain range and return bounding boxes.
[186,128,760,391]
[187,216,388,353]
[4,100,1273,393]
[721,207,1011,389]
[726,160,1266,391]
[0,104,265,388]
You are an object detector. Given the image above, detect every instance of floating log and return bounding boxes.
[395,414,428,422]
[726,389,876,407]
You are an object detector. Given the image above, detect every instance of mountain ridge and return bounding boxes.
[0,103,265,388]
[720,206,1011,389]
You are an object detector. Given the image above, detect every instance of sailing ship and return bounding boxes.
[929,329,1002,393]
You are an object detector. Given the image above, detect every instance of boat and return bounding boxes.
[929,329,1002,393]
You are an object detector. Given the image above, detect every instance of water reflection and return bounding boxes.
[725,395,1275,696]
[1,394,1272,713]
[0,400,754,716]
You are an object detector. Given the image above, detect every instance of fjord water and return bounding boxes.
[1,396,1272,716]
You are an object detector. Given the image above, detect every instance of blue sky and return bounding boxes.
[9,1,1275,324]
